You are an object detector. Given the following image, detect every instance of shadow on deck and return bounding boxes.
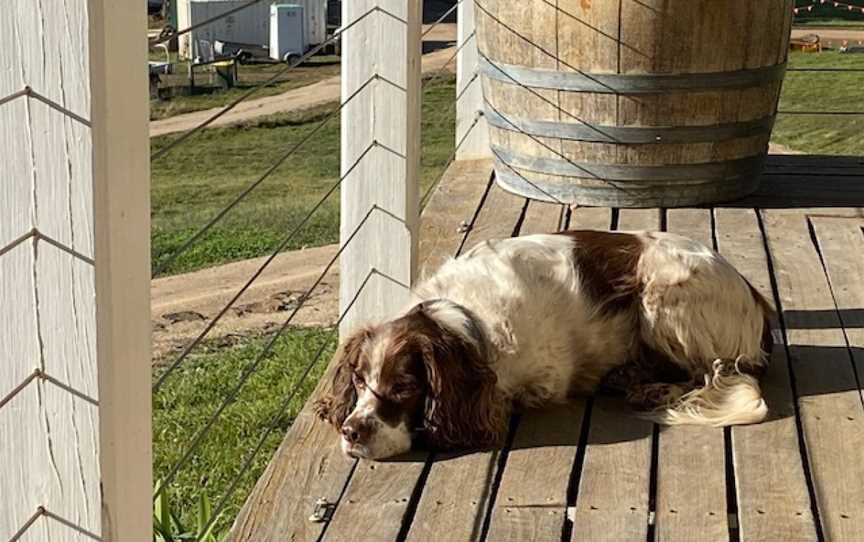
[227,154,864,542]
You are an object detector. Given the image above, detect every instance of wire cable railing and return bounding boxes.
[151,71,398,277]
[151,0,265,45]
[151,139,381,392]
[151,3,450,277]
[151,68,464,391]
[422,0,464,40]
[154,0,449,49]
[780,66,864,115]
[151,14,475,522]
[421,31,476,91]
[153,202,398,501]
[194,265,384,537]
[421,109,482,210]
[151,5,398,161]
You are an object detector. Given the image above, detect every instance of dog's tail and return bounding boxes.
[648,276,773,427]
[644,358,768,427]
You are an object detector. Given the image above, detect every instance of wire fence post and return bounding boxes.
[456,0,491,159]
[0,0,151,540]
[339,1,421,336]
[91,0,154,540]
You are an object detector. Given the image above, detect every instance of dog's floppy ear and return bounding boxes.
[418,314,508,450]
[314,326,372,428]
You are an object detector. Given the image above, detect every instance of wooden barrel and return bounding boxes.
[475,0,794,207]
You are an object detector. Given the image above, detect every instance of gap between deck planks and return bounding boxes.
[656,209,729,542]
[567,208,657,542]
[405,183,536,542]
[714,208,818,541]
[762,211,864,540]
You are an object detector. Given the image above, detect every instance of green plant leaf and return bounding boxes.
[196,493,211,536]
[153,481,171,535]
[152,517,173,542]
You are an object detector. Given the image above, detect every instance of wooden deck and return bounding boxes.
[228,154,864,542]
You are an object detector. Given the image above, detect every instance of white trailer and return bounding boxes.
[176,0,326,60]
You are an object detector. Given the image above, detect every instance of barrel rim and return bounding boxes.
[484,105,776,144]
[490,145,768,182]
[494,167,762,207]
[479,55,788,94]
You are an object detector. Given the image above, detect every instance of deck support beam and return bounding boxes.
[339,0,422,335]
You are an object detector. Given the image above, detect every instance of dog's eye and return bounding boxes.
[391,382,416,397]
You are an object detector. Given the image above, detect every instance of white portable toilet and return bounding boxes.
[270,4,306,62]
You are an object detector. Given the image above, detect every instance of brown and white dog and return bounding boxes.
[315,230,773,460]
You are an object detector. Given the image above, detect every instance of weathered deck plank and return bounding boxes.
[568,206,614,232]
[226,368,356,542]
[322,457,428,542]
[520,200,565,235]
[419,159,494,278]
[714,208,818,541]
[568,207,655,542]
[485,405,586,542]
[762,210,864,540]
[657,209,729,542]
[405,180,527,542]
[482,201,577,542]
[811,216,864,400]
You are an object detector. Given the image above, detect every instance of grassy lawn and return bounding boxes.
[151,74,456,277]
[153,327,337,534]
[793,18,864,28]
[149,56,342,121]
[772,50,864,154]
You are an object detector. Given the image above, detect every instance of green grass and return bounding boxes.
[151,75,457,277]
[152,327,337,534]
[793,18,864,27]
[772,50,864,154]
[793,0,864,26]
[149,58,342,121]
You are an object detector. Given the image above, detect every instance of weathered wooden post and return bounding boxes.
[0,0,152,539]
[339,1,423,334]
[456,0,491,159]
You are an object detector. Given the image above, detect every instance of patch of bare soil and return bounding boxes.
[151,244,338,361]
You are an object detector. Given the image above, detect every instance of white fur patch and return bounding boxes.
[342,387,413,459]
[421,300,481,350]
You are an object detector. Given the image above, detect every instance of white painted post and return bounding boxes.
[456,0,491,160]
[339,1,422,335]
[0,1,151,540]
[90,1,153,540]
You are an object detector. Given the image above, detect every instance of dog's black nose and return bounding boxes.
[341,424,359,443]
[341,419,369,444]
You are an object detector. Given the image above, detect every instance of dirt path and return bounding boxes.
[150,28,458,138]
[791,27,864,44]
[152,244,339,360]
